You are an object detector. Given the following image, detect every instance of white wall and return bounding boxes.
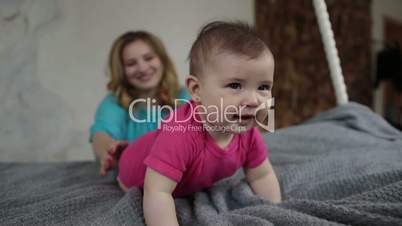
[0,0,81,162]
[372,0,402,115]
[1,0,253,161]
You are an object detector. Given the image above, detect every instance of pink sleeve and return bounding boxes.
[243,128,269,168]
[143,130,192,182]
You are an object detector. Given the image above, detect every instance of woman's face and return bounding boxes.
[122,40,164,93]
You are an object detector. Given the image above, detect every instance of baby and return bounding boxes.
[116,21,281,226]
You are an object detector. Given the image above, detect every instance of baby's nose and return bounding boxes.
[243,91,259,108]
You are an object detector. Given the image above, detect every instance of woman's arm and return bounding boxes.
[143,167,179,226]
[92,132,114,160]
[245,159,281,203]
[90,94,128,174]
[92,132,127,175]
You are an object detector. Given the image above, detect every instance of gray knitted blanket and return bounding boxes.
[1,102,402,225]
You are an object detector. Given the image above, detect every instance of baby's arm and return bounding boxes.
[244,159,281,203]
[143,167,179,226]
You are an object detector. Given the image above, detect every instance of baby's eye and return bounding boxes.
[258,84,271,91]
[227,83,242,90]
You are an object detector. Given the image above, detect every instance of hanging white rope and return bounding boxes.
[312,0,348,105]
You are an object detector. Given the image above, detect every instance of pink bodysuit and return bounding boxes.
[118,100,268,197]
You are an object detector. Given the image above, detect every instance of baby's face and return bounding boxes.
[196,51,274,133]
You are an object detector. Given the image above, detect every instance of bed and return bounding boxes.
[1,102,402,225]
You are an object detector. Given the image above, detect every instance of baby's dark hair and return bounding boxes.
[188,21,270,76]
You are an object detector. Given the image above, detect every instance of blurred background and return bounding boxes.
[0,0,401,162]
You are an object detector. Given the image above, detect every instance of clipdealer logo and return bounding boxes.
[128,98,275,133]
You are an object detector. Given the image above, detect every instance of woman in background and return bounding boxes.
[90,31,190,176]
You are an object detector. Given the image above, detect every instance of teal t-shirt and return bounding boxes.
[90,88,191,142]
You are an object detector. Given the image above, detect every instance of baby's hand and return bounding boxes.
[100,140,128,176]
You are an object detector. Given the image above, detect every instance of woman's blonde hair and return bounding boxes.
[107,31,180,109]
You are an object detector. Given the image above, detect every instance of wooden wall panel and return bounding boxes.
[256,0,372,128]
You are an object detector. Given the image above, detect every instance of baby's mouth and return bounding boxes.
[232,114,255,121]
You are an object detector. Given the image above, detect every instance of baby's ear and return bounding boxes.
[185,75,201,102]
